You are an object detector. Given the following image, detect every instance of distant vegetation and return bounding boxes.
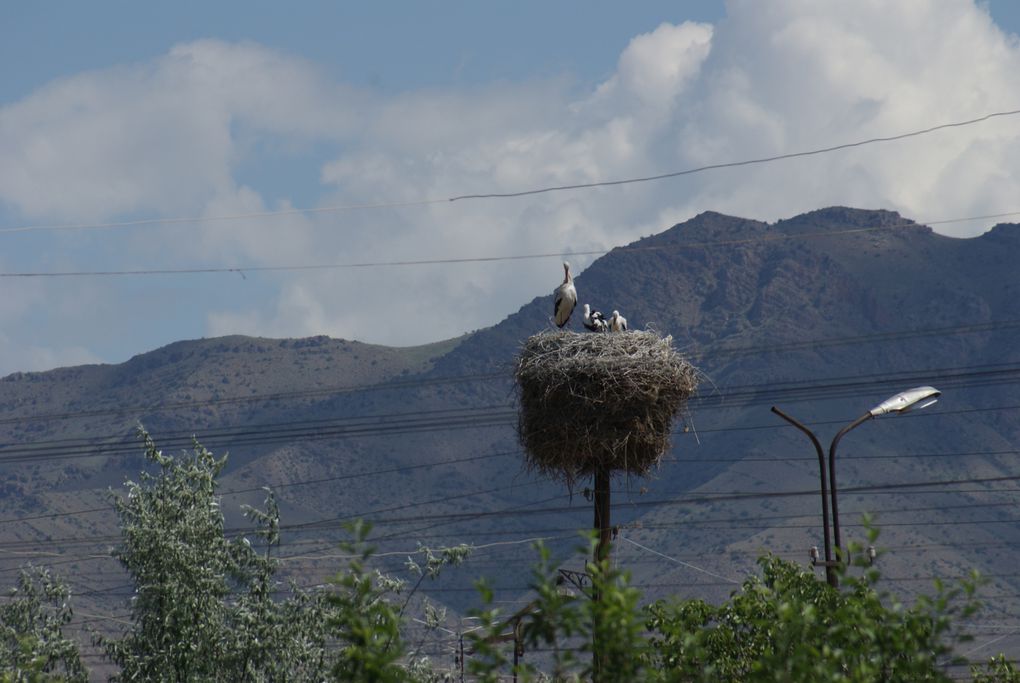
[1,431,1018,681]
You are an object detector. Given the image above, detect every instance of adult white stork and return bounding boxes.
[582,304,608,332]
[609,310,628,332]
[553,261,577,328]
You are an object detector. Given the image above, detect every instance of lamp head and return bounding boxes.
[869,386,941,417]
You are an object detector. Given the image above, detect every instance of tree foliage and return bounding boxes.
[0,567,86,682]
[3,429,1018,681]
[467,539,650,683]
[101,429,335,681]
[464,535,1003,683]
[644,546,982,682]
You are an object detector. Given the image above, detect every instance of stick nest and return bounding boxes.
[514,330,698,487]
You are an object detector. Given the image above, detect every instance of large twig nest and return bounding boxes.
[514,330,698,487]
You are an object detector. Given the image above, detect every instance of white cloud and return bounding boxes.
[0,260,109,375]
[2,0,1020,370]
[0,40,361,223]
[662,0,1020,225]
[1,340,105,376]
[592,21,713,110]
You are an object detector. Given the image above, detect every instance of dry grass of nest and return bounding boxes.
[514,330,698,488]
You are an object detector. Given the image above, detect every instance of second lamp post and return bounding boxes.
[771,385,941,588]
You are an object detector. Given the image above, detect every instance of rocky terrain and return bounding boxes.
[3,206,1020,664]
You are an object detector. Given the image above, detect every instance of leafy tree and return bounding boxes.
[644,544,982,682]
[973,655,1020,682]
[101,429,335,681]
[462,534,1009,683]
[326,520,412,682]
[222,488,338,680]
[467,538,649,683]
[324,522,469,682]
[0,567,87,682]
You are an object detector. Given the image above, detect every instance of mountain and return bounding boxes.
[3,206,1020,666]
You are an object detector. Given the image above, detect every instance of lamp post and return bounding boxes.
[770,405,837,586]
[772,386,941,587]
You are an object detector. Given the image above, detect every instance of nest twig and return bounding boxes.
[514,330,698,488]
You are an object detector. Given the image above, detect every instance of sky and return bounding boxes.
[2,0,1020,376]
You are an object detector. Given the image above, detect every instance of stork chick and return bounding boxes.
[582,304,608,332]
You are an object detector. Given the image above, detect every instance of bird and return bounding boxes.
[582,304,608,332]
[609,310,628,332]
[552,261,577,328]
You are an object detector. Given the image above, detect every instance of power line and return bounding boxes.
[1,365,1019,469]
[0,370,508,426]
[8,471,1020,555]
[617,535,741,584]
[0,214,1009,278]
[0,220,930,277]
[0,451,521,531]
[2,425,1020,540]
[4,355,1020,454]
[4,108,1019,235]
[4,315,1019,429]
[23,489,1020,565]
[448,110,1020,200]
[2,343,1020,544]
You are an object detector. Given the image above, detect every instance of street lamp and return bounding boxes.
[771,386,941,587]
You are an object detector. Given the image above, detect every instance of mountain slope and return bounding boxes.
[3,206,1020,659]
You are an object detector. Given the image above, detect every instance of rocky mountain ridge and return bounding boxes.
[3,206,1020,657]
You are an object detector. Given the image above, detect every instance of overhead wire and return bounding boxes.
[10,470,1020,557]
[447,109,1020,201]
[19,517,1020,568]
[5,355,1020,468]
[4,447,1020,546]
[4,478,1020,567]
[3,108,1019,236]
[0,216,998,278]
[3,315,1020,431]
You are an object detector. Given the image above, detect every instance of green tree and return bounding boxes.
[326,520,412,683]
[467,538,649,683]
[644,549,982,682]
[101,429,335,681]
[0,567,87,682]
[973,655,1020,682]
[324,522,469,682]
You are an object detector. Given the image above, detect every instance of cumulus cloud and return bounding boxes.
[662,0,1020,225]
[0,274,107,375]
[1,0,1020,371]
[0,40,361,223]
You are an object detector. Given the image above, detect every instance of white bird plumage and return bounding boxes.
[610,310,628,332]
[582,303,608,332]
[553,262,577,328]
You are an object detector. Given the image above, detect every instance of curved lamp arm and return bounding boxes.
[830,386,941,559]
[771,406,836,586]
[828,412,872,557]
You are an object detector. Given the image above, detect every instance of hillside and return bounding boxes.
[3,206,1020,665]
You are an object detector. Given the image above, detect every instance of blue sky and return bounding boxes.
[2,1,1020,375]
[4,2,726,98]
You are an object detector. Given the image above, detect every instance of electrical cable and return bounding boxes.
[8,470,1020,555]
[6,357,1020,468]
[5,315,1020,430]
[4,108,1018,235]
